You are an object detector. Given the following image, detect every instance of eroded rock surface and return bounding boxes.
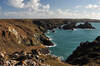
[66,36,100,66]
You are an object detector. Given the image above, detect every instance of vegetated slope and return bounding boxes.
[0,19,43,53]
[0,19,70,66]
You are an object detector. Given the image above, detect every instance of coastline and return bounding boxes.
[45,44,57,48]
[45,33,57,48]
[44,23,97,62]
[0,19,99,66]
[0,20,72,66]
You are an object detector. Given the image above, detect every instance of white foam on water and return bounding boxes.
[84,29,95,30]
[49,38,52,41]
[60,56,64,60]
[47,31,50,34]
[46,43,57,48]
[73,28,77,31]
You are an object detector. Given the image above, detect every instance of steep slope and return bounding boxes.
[0,20,42,53]
[0,19,70,66]
[66,36,100,66]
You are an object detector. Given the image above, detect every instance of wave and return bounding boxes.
[45,34,57,47]
[73,28,77,31]
[46,43,57,48]
[48,36,53,40]
[50,54,64,60]
[73,28,95,31]
[59,56,64,60]
[47,31,50,34]
[46,34,53,41]
[83,29,95,30]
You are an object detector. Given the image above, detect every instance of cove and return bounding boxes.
[46,23,100,60]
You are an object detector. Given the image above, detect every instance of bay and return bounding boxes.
[46,23,100,60]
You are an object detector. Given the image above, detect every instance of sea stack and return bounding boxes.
[77,22,95,29]
[62,22,77,30]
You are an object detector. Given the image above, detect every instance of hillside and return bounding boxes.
[0,19,71,66]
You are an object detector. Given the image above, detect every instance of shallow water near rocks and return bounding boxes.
[46,23,100,60]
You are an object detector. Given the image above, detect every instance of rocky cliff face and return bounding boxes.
[66,36,100,66]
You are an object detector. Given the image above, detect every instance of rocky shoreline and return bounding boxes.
[0,19,99,66]
[0,19,72,66]
[66,36,100,66]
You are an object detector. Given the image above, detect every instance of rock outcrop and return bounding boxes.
[66,36,100,66]
[33,20,65,32]
[62,22,95,30]
[0,49,54,66]
[77,22,95,29]
[40,36,54,46]
[62,22,77,30]
[33,19,96,31]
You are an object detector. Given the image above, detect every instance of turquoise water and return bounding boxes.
[46,23,100,60]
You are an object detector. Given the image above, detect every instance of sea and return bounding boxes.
[45,22,100,60]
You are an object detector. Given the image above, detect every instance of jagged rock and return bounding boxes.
[77,22,95,29]
[38,48,50,55]
[31,49,38,55]
[66,36,100,65]
[95,36,100,42]
[40,36,54,46]
[62,22,77,30]
[0,51,45,66]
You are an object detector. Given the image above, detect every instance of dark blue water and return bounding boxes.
[46,23,100,60]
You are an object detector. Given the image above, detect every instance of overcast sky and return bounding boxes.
[0,0,100,19]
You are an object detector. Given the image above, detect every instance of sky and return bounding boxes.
[0,0,100,19]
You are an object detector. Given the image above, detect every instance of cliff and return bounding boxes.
[66,36,100,66]
[0,19,70,66]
